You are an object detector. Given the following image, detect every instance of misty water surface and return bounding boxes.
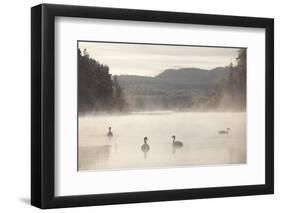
[78,112,246,171]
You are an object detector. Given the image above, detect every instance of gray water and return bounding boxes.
[78,112,246,171]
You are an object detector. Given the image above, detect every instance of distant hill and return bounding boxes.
[155,67,229,85]
[118,67,229,90]
[116,67,230,111]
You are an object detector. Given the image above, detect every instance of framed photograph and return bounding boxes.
[31,4,274,209]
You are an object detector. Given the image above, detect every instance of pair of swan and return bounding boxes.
[141,135,183,152]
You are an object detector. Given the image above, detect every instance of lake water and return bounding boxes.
[78,112,246,171]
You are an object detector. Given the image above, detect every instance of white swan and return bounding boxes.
[107,127,113,137]
[141,137,150,152]
[218,128,230,135]
[172,135,183,147]
[141,137,150,159]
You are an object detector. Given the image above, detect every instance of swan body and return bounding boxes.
[141,137,150,159]
[141,137,150,152]
[107,127,113,137]
[141,143,150,152]
[218,128,230,135]
[172,135,183,147]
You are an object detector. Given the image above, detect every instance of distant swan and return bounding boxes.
[172,135,183,147]
[141,137,150,159]
[107,127,113,137]
[218,128,230,135]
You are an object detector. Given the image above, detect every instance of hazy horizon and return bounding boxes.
[78,41,241,77]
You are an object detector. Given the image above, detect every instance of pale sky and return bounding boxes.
[78,41,241,77]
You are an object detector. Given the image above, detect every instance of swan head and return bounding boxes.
[144,137,148,143]
[172,135,176,140]
[109,127,111,131]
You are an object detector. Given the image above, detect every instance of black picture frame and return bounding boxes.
[31,3,274,209]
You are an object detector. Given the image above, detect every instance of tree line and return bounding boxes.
[78,48,127,113]
[200,49,246,111]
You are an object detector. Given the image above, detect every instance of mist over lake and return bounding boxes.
[79,112,246,170]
